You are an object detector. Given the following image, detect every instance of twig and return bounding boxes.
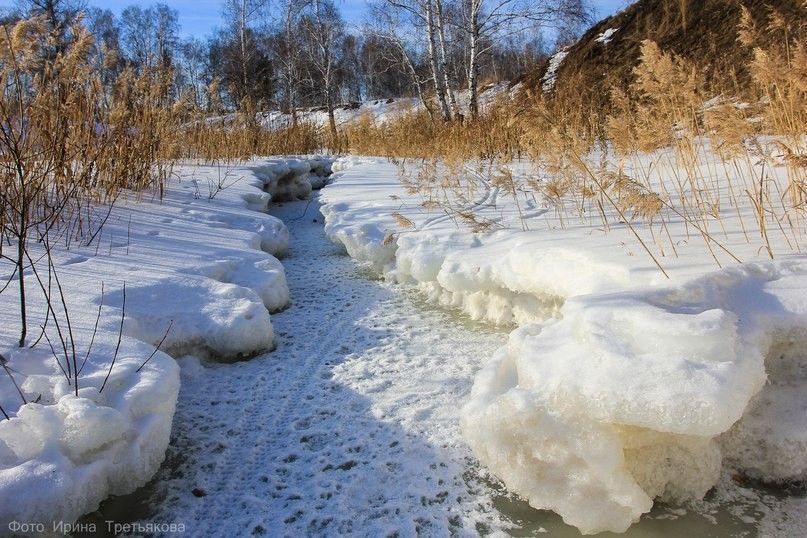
[288,197,315,221]
[78,282,104,376]
[136,320,173,373]
[100,283,125,393]
[40,327,69,379]
[1,353,27,405]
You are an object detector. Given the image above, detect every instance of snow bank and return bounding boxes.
[0,351,179,529]
[320,156,807,533]
[118,276,276,360]
[464,261,807,533]
[0,157,321,529]
[322,158,635,326]
[253,156,333,202]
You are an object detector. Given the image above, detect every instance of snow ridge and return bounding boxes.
[0,157,332,528]
[320,157,807,534]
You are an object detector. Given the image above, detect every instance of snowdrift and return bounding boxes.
[254,155,333,202]
[463,261,807,533]
[321,156,807,533]
[0,157,331,529]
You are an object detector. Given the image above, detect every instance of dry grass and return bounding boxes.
[355,9,806,276]
[344,99,522,162]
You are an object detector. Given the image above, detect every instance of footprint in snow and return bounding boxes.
[64,255,88,265]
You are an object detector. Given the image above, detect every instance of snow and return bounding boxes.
[254,98,421,130]
[0,157,332,528]
[596,27,619,45]
[209,85,515,131]
[106,196,512,535]
[319,153,807,534]
[542,47,571,92]
[463,261,807,533]
[2,140,804,534]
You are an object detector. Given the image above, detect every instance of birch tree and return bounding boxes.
[461,0,590,119]
[367,3,436,117]
[376,0,453,121]
[223,0,269,107]
[275,0,307,122]
[301,0,344,140]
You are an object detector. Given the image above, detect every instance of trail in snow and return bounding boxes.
[80,195,805,537]
[88,195,508,536]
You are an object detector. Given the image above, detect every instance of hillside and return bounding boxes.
[519,0,806,109]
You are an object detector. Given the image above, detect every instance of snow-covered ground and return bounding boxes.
[87,198,508,535]
[257,98,421,129]
[0,156,331,530]
[206,83,515,131]
[2,149,805,536]
[75,194,804,537]
[541,47,571,92]
[320,155,807,534]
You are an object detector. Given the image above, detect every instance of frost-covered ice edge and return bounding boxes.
[321,156,807,534]
[0,156,332,528]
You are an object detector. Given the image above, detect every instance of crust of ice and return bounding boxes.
[463,262,807,533]
[320,157,807,534]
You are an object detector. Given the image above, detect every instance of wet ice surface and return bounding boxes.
[82,197,805,537]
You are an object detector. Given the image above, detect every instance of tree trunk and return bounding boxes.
[240,0,249,106]
[16,174,27,348]
[285,7,298,124]
[426,0,450,121]
[325,87,338,150]
[401,42,434,120]
[467,4,481,121]
[17,227,26,348]
[435,0,459,120]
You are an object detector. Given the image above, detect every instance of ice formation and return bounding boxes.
[463,262,807,533]
[321,157,807,534]
[0,157,331,528]
[0,353,179,528]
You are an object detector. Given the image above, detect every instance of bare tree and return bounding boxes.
[223,0,269,108]
[85,7,122,102]
[366,4,435,117]
[461,0,591,119]
[120,3,178,72]
[177,37,208,107]
[301,0,344,140]
[16,0,84,49]
[273,0,307,121]
[435,0,460,118]
[376,0,453,121]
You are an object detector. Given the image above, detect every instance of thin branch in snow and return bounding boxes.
[100,282,126,394]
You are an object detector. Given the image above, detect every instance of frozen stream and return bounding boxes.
[80,196,804,537]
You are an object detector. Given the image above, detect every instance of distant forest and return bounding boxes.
[1,0,591,120]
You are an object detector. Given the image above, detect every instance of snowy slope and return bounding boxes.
[0,157,332,528]
[320,155,807,533]
[207,84,513,131]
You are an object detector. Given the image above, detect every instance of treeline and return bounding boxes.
[1,0,590,133]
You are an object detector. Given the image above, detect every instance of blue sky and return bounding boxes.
[0,1,633,38]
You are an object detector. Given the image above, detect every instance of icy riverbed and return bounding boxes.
[81,196,805,537]
[320,157,807,534]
